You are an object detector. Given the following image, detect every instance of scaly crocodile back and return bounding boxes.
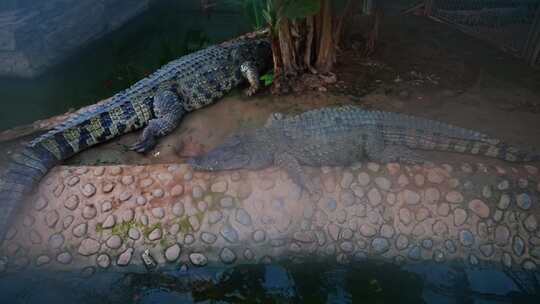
[269,106,540,162]
[0,39,271,241]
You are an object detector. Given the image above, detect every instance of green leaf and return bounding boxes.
[282,0,321,20]
[260,72,275,87]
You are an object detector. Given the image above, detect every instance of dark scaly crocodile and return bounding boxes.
[189,105,540,192]
[0,38,272,239]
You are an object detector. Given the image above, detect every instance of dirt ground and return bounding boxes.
[2,14,539,168]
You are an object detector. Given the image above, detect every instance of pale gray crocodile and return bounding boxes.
[188,105,540,192]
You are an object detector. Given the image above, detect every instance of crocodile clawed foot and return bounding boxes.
[244,87,257,97]
[129,137,157,154]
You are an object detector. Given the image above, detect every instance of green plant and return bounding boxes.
[260,72,275,86]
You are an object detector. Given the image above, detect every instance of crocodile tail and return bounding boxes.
[0,145,59,242]
[467,139,540,162]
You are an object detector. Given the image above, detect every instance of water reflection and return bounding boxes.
[1,261,538,303]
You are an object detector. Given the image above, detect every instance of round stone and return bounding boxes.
[367,188,382,206]
[396,234,409,250]
[36,255,51,267]
[151,207,165,219]
[380,225,394,238]
[211,181,228,193]
[493,210,503,222]
[459,230,475,247]
[495,225,510,246]
[165,244,181,262]
[219,247,237,264]
[399,208,412,225]
[119,191,132,202]
[110,167,122,175]
[341,190,356,207]
[341,172,354,188]
[148,228,162,241]
[188,216,200,232]
[128,227,140,240]
[140,178,154,187]
[453,208,467,226]
[480,244,494,257]
[29,230,42,244]
[469,254,479,266]
[152,189,164,198]
[220,196,234,208]
[433,221,448,236]
[424,188,440,204]
[235,209,252,226]
[446,191,464,203]
[23,215,35,227]
[34,197,48,211]
[64,195,80,211]
[201,232,217,244]
[101,200,112,212]
[415,208,430,222]
[171,185,184,197]
[57,252,72,264]
[433,250,445,263]
[220,224,239,243]
[189,253,208,266]
[208,210,223,225]
[197,201,208,213]
[45,210,59,228]
[437,203,450,217]
[184,234,195,245]
[371,238,390,254]
[498,194,511,210]
[63,215,74,229]
[408,246,421,260]
[359,224,377,237]
[402,191,420,207]
[94,167,105,176]
[48,233,65,249]
[96,254,111,269]
[522,260,537,271]
[121,175,134,185]
[482,186,493,198]
[102,182,115,193]
[422,238,433,249]
[106,235,123,249]
[375,177,391,190]
[357,172,370,186]
[497,180,510,190]
[445,240,457,253]
[192,186,204,199]
[427,170,445,184]
[81,183,96,197]
[253,230,266,243]
[468,199,490,218]
[524,215,538,232]
[512,235,525,256]
[82,205,97,220]
[102,215,116,229]
[172,202,184,217]
[78,238,100,256]
[367,163,380,172]
[72,223,88,238]
[117,248,133,266]
[183,171,193,181]
[516,193,532,210]
[244,248,255,260]
[502,252,512,268]
[238,183,253,199]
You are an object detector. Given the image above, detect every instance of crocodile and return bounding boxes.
[188,105,540,192]
[0,38,272,239]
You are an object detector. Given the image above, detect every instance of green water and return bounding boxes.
[0,0,250,131]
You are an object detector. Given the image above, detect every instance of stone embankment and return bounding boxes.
[1,161,539,276]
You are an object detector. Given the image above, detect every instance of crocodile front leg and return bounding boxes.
[274,152,320,197]
[240,61,261,96]
[130,90,186,153]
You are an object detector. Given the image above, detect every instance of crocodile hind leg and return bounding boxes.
[240,61,261,96]
[274,152,321,197]
[130,90,186,153]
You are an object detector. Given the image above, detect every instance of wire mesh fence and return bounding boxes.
[427,0,540,66]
